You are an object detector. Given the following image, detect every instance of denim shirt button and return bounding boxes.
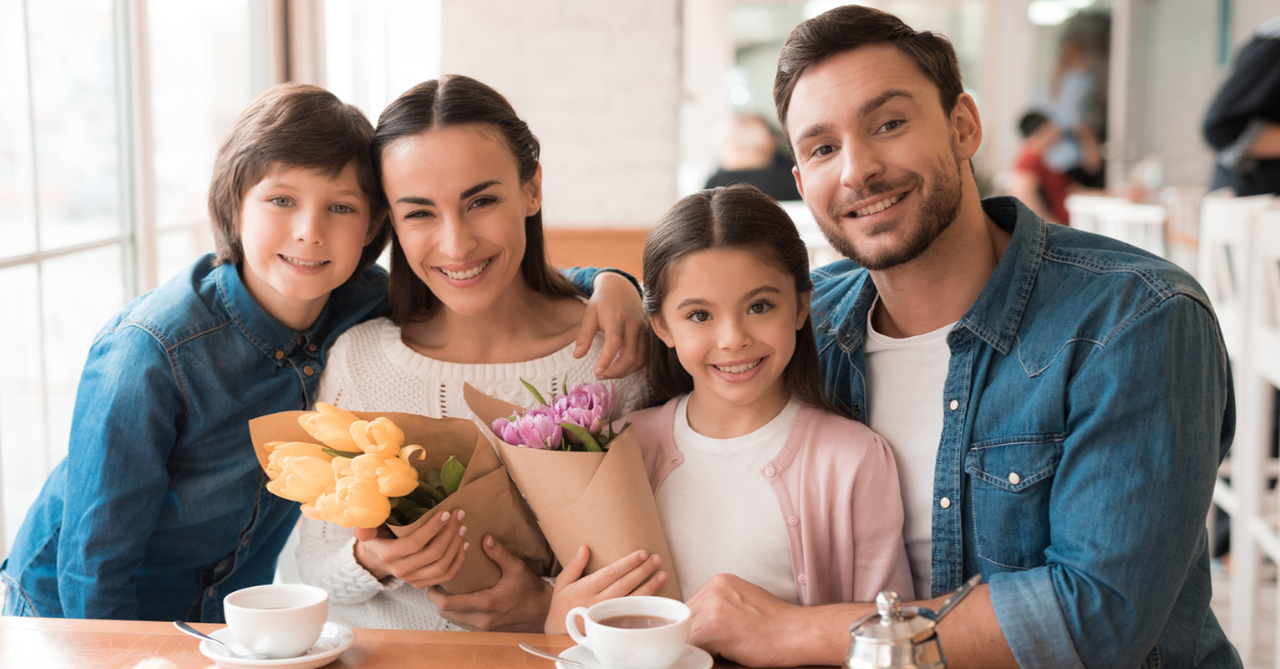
[308,343,318,353]
[303,365,315,377]
[1008,472,1021,485]
[939,496,952,509]
[274,350,284,360]
[949,399,959,411]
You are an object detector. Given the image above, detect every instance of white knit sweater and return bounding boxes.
[295,317,648,630]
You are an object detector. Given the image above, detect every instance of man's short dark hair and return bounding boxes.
[773,5,964,147]
[1019,111,1051,139]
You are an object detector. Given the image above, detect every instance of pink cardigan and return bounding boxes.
[625,398,914,605]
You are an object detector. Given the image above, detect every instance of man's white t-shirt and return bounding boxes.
[863,298,955,599]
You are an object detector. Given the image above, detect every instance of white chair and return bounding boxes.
[1065,194,1168,258]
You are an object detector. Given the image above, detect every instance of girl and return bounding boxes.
[295,76,651,632]
[548,184,913,632]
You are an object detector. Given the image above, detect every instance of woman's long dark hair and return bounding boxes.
[642,184,849,418]
[372,75,580,324]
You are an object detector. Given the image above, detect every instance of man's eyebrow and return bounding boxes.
[396,180,501,206]
[792,90,915,148]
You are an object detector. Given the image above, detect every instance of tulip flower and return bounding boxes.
[350,417,403,459]
[299,403,361,453]
[375,456,420,497]
[493,406,563,449]
[264,441,332,480]
[266,448,337,503]
[332,477,393,528]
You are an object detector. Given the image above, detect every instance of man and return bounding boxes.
[683,6,1238,668]
[1008,111,1073,225]
[1203,16,1280,197]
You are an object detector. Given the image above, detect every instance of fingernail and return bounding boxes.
[463,542,470,551]
[578,545,588,557]
[459,526,468,537]
[486,536,495,548]
[439,511,450,522]
[456,509,466,521]
[637,550,648,560]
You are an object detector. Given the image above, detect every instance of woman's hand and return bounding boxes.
[427,535,555,632]
[544,545,668,634]
[351,510,468,588]
[576,272,645,379]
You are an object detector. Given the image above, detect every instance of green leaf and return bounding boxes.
[321,447,363,459]
[559,423,603,452]
[520,377,549,406]
[562,376,569,397]
[441,456,466,496]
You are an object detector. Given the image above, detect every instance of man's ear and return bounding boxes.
[792,165,805,200]
[951,93,983,161]
[649,314,675,348]
[796,290,812,330]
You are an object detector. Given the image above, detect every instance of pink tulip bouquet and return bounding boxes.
[490,380,618,452]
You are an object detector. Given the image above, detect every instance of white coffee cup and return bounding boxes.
[223,583,329,659]
[566,596,691,669]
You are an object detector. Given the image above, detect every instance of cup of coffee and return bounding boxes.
[566,596,691,669]
[223,584,329,659]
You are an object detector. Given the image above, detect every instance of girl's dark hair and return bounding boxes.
[371,75,580,324]
[642,184,849,418]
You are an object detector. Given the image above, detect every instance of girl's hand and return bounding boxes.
[351,510,468,588]
[544,545,668,634]
[576,272,645,379]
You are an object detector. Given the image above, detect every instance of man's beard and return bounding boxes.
[820,153,964,271]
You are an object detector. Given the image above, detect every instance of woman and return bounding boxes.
[296,76,652,632]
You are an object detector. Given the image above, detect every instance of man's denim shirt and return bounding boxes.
[810,197,1239,669]
[1,255,388,622]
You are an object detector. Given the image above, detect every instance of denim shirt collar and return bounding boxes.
[212,262,317,363]
[831,196,1046,356]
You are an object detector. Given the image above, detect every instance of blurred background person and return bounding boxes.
[1009,111,1075,225]
[1204,16,1280,196]
[704,113,801,201]
[1036,31,1108,190]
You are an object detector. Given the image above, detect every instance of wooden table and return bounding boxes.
[0,617,819,668]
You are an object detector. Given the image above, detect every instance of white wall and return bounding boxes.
[440,0,681,229]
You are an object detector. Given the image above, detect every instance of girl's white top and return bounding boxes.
[295,316,648,630]
[659,395,802,603]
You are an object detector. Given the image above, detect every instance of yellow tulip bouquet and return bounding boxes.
[248,403,553,593]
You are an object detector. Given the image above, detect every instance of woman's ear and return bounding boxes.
[796,290,812,330]
[525,163,543,216]
[649,314,675,348]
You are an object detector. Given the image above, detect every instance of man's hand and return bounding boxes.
[545,546,668,633]
[427,535,553,632]
[686,574,832,667]
[575,272,645,379]
[351,510,468,587]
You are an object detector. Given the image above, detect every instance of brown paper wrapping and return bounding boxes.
[249,409,553,594]
[463,384,682,601]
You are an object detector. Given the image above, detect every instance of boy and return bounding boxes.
[1,83,391,622]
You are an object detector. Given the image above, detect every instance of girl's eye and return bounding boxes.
[331,204,356,214]
[748,301,773,315]
[686,310,710,323]
[878,119,904,133]
[269,196,293,207]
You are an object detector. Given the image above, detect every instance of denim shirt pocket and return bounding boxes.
[964,434,1063,570]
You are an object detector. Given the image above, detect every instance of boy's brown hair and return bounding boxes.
[207,82,390,270]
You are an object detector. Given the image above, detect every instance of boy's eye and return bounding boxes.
[269,196,293,207]
[686,310,710,323]
[748,301,773,315]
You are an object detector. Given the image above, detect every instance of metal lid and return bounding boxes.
[849,591,937,642]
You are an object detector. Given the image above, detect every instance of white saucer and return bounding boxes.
[198,622,354,669]
[558,643,713,669]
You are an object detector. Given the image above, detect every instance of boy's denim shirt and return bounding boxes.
[1,254,388,622]
[810,197,1239,668]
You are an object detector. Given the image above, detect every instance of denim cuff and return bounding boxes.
[989,569,1084,669]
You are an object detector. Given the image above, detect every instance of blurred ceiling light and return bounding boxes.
[1028,0,1071,26]
[804,0,849,19]
[1063,0,1096,8]
[730,85,751,107]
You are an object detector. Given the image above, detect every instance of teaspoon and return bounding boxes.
[173,621,269,660]
[518,642,592,669]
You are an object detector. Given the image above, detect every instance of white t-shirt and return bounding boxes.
[863,299,955,599]
[656,395,802,604]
